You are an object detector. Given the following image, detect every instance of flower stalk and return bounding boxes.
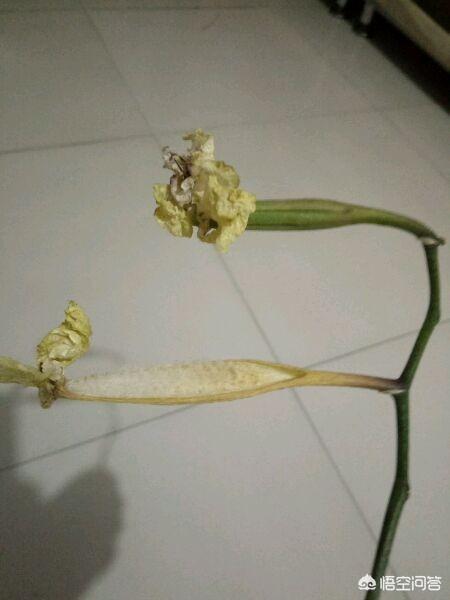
[247,198,442,599]
[366,390,410,599]
[57,363,400,405]
[247,199,443,244]
[365,244,440,599]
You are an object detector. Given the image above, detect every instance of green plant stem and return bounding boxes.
[366,391,410,599]
[365,244,440,599]
[247,199,442,598]
[247,199,443,244]
[400,246,441,386]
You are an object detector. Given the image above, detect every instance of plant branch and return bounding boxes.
[247,199,442,598]
[365,243,440,598]
[366,391,409,599]
[247,199,443,244]
[399,245,441,387]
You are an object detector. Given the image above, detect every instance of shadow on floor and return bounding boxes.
[0,395,123,600]
[316,0,450,110]
[368,13,449,111]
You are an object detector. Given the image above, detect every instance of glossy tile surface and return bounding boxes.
[0,10,148,151]
[89,6,370,131]
[386,104,450,180]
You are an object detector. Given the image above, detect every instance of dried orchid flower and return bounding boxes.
[1,302,398,411]
[153,129,256,252]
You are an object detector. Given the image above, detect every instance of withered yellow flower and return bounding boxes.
[0,303,398,409]
[153,129,256,252]
[36,301,92,407]
[37,300,92,370]
[0,301,92,408]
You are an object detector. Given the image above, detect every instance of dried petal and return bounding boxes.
[183,129,215,159]
[37,301,92,370]
[196,177,256,252]
[153,184,194,238]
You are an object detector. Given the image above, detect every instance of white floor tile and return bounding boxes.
[157,113,449,366]
[88,6,370,132]
[0,137,275,469]
[276,0,431,110]
[299,322,450,598]
[386,104,450,180]
[0,10,148,152]
[1,387,377,599]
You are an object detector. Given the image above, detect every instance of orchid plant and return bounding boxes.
[0,130,443,599]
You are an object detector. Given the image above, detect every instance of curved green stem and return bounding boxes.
[400,245,441,386]
[247,199,443,244]
[247,199,442,598]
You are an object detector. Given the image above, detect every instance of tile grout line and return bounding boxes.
[0,105,397,158]
[0,132,160,158]
[305,316,450,370]
[217,255,387,544]
[217,254,447,591]
[2,1,159,155]
[78,0,160,147]
[1,305,447,475]
[219,260,408,596]
[0,406,193,475]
